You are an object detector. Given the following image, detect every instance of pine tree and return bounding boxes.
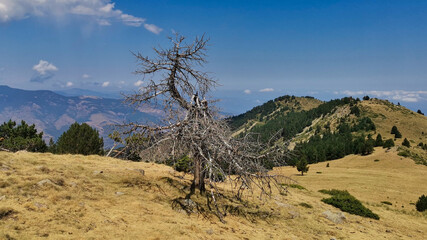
[0,120,47,152]
[391,126,402,138]
[56,122,104,155]
[375,134,383,147]
[402,138,411,148]
[296,156,309,176]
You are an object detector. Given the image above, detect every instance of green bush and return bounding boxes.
[383,139,395,149]
[381,201,392,205]
[299,202,313,208]
[174,155,192,173]
[319,189,379,220]
[0,120,47,152]
[55,122,103,155]
[397,150,410,157]
[415,194,427,212]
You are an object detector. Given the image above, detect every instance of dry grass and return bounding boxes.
[1,150,426,239]
[360,99,427,144]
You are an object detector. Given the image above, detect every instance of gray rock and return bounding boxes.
[0,195,5,201]
[34,202,47,209]
[134,169,145,176]
[37,179,54,186]
[288,210,300,219]
[115,192,124,196]
[323,210,346,224]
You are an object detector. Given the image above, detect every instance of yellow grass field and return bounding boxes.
[1,149,426,239]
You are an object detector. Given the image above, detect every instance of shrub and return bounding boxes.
[326,163,330,167]
[282,183,306,190]
[374,159,380,162]
[416,194,427,212]
[319,189,379,220]
[397,149,410,157]
[381,201,392,205]
[55,122,103,155]
[174,155,192,173]
[299,202,313,208]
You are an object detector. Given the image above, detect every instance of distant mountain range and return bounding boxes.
[0,85,162,146]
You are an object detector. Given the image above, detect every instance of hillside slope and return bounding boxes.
[360,99,427,145]
[1,151,426,239]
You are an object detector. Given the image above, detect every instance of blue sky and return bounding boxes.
[0,0,426,113]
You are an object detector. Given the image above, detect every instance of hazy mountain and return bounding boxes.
[54,88,124,99]
[0,85,162,145]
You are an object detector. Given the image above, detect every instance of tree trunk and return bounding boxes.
[190,157,205,196]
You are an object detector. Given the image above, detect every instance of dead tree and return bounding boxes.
[122,34,289,216]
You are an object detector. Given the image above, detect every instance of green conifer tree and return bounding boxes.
[56,122,104,155]
[402,138,411,148]
[296,156,309,176]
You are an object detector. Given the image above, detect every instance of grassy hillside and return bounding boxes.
[1,151,426,239]
[360,98,427,145]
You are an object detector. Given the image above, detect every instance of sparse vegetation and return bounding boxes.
[283,184,306,190]
[381,201,392,205]
[319,189,379,220]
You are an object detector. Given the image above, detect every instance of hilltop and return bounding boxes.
[229,95,427,166]
[0,149,426,239]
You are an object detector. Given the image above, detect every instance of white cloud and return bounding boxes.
[66,81,73,87]
[82,74,90,79]
[259,88,274,92]
[144,23,162,34]
[337,90,427,103]
[32,60,58,75]
[243,89,251,94]
[0,0,161,34]
[101,81,110,87]
[134,80,144,87]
